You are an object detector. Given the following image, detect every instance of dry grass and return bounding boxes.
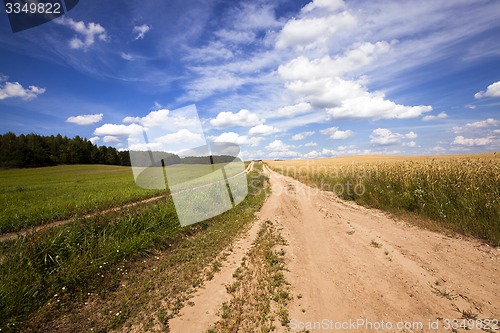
[266,153,500,245]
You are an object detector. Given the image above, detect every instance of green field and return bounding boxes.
[0,162,267,332]
[0,165,164,234]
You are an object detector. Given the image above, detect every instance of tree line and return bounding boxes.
[0,132,130,167]
[0,132,240,168]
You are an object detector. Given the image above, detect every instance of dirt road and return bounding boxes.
[170,165,499,332]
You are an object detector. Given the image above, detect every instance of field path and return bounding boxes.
[169,164,498,332]
[0,161,255,243]
[265,165,499,332]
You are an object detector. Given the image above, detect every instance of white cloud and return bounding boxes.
[465,118,500,129]
[156,129,204,145]
[140,109,170,127]
[304,148,337,159]
[452,136,495,147]
[248,124,281,136]
[405,141,417,148]
[103,135,121,143]
[320,126,353,140]
[280,66,432,120]
[474,81,500,99]
[292,131,315,141]
[370,128,417,146]
[89,136,100,144]
[453,118,500,132]
[276,11,356,50]
[268,150,302,159]
[66,113,103,125]
[422,112,448,121]
[405,131,417,139]
[301,0,346,13]
[210,109,262,128]
[94,123,144,137]
[279,41,391,80]
[215,29,255,44]
[56,17,108,49]
[211,132,262,147]
[123,116,141,123]
[133,24,152,40]
[465,104,476,110]
[304,141,317,147]
[0,81,45,100]
[266,140,292,151]
[122,109,170,127]
[277,102,312,117]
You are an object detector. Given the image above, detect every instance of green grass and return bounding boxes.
[0,165,163,234]
[268,154,500,245]
[207,219,291,332]
[0,163,268,332]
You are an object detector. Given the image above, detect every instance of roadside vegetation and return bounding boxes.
[267,153,500,245]
[0,162,268,332]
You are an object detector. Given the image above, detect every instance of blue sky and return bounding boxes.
[1,0,499,160]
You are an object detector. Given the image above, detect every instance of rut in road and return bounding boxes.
[168,164,499,332]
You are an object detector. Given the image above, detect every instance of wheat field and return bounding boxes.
[266,153,500,245]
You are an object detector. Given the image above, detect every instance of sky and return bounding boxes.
[1,0,499,160]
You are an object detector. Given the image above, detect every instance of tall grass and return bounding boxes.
[0,164,268,331]
[267,154,499,245]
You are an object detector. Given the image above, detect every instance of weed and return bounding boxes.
[370,240,382,248]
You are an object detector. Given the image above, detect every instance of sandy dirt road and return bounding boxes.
[170,165,499,332]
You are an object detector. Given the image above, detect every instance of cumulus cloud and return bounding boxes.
[452,136,495,147]
[156,129,204,145]
[370,128,417,146]
[210,109,262,128]
[211,132,262,147]
[276,11,356,50]
[304,141,317,147]
[248,124,281,136]
[122,109,170,127]
[94,123,143,137]
[422,112,448,121]
[304,148,336,159]
[453,118,500,132]
[133,24,152,40]
[277,102,312,117]
[279,41,391,79]
[89,136,100,144]
[0,81,45,100]
[56,17,108,49]
[103,135,121,143]
[279,53,432,119]
[66,113,103,125]
[474,81,500,99]
[320,126,353,139]
[266,139,292,151]
[292,131,315,141]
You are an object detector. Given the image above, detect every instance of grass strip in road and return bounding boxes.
[206,219,291,333]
